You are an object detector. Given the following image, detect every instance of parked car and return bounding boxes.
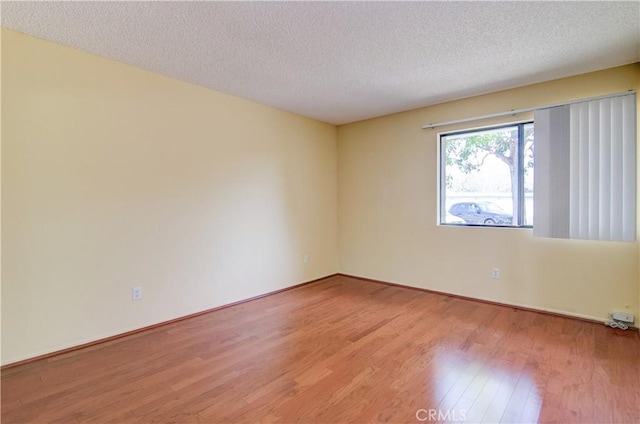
[448,202,513,225]
[443,213,465,224]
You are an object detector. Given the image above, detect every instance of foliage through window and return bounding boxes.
[440,122,534,227]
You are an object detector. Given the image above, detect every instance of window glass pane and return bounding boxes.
[441,125,521,226]
[523,123,534,226]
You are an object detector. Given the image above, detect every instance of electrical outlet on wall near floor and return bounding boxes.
[303,254,309,264]
[491,268,500,279]
[132,287,143,301]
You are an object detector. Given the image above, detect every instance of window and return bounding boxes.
[439,122,534,227]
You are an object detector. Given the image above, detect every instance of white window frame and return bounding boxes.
[437,120,534,228]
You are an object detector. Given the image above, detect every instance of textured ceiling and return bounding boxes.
[2,1,639,125]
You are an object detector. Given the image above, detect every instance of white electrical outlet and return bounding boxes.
[491,268,500,279]
[303,254,309,264]
[132,287,143,301]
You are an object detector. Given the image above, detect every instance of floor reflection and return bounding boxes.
[428,349,541,423]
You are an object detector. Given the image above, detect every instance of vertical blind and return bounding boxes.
[533,93,636,242]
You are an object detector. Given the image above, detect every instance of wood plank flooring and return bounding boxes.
[2,275,639,423]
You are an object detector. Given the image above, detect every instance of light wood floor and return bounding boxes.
[2,275,639,423]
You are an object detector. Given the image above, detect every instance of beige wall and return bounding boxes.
[338,64,640,323]
[1,29,338,365]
